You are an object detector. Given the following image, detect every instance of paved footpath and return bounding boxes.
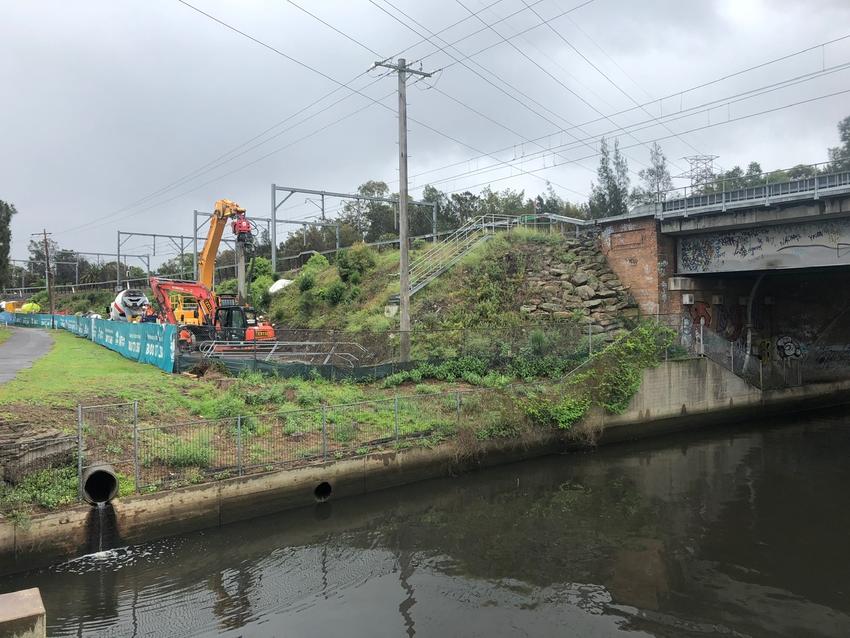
[0,328,53,384]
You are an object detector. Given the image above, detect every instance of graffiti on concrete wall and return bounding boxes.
[690,301,711,328]
[776,335,804,359]
[715,304,744,342]
[677,218,850,273]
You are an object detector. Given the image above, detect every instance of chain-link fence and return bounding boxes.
[176,322,608,380]
[78,402,138,499]
[131,390,473,491]
[652,312,850,390]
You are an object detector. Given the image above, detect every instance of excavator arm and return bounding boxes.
[197,199,246,290]
[149,277,216,325]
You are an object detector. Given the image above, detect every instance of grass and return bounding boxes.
[0,330,197,427]
[0,327,12,347]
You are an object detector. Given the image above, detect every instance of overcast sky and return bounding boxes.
[2,0,850,265]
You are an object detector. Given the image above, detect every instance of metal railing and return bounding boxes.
[398,214,528,300]
[658,167,850,218]
[654,312,850,390]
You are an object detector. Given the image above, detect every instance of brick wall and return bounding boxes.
[597,217,671,316]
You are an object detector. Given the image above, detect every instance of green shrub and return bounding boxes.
[336,244,376,282]
[303,253,330,275]
[412,238,426,249]
[216,278,238,295]
[298,273,315,292]
[298,289,318,315]
[251,256,273,280]
[524,395,589,430]
[324,280,347,306]
[196,393,248,420]
[251,274,275,309]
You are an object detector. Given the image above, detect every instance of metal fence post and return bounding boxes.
[588,322,592,356]
[76,404,83,502]
[321,405,328,461]
[455,391,462,426]
[730,342,734,372]
[394,396,400,445]
[236,416,243,477]
[133,401,140,493]
[699,321,705,356]
[759,359,764,388]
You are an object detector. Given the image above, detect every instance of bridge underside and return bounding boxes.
[673,266,850,385]
[676,216,850,275]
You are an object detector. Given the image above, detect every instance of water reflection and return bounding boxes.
[2,410,850,637]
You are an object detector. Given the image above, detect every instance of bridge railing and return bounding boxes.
[660,167,850,217]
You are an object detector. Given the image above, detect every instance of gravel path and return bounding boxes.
[0,328,54,384]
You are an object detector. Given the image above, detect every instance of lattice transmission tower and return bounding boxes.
[676,154,719,189]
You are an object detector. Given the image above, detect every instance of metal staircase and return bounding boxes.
[389,215,516,303]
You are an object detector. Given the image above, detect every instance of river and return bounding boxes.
[3,409,850,637]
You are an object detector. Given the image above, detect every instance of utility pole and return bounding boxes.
[374,58,432,362]
[32,229,55,321]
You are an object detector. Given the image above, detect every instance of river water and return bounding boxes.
[3,409,850,637]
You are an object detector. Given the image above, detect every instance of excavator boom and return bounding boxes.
[197,199,246,290]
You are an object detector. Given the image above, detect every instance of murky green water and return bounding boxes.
[3,409,850,637]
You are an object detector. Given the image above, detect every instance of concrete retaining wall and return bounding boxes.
[1,358,848,574]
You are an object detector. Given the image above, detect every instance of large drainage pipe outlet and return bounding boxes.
[82,464,119,505]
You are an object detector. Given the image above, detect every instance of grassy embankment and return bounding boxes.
[0,230,669,520]
[271,229,574,333]
[0,321,674,523]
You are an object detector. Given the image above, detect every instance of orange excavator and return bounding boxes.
[150,199,275,347]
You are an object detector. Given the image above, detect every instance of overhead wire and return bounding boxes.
[434,86,850,196]
[517,0,701,162]
[417,64,850,190]
[403,39,850,188]
[58,0,549,236]
[450,0,660,172]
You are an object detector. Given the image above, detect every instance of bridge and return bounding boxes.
[596,163,850,389]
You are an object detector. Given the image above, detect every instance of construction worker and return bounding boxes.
[141,304,157,323]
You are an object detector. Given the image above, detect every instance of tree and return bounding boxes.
[828,115,850,170]
[588,137,629,218]
[0,201,15,288]
[632,142,673,204]
[612,139,630,215]
[446,191,481,225]
[157,253,195,278]
[337,181,396,242]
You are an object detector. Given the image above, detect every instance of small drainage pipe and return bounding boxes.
[314,481,332,502]
[81,464,119,505]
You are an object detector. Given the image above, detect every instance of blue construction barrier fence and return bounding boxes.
[2,313,176,373]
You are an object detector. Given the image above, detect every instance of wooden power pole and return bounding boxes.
[373,58,432,361]
[32,229,55,320]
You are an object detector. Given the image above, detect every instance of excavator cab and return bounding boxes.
[214,305,252,341]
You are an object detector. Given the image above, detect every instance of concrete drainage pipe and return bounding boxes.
[81,464,119,505]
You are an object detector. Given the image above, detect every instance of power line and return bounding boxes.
[417,65,850,190]
[366,0,619,188]
[432,86,850,197]
[517,0,701,163]
[285,0,383,57]
[68,1,578,233]
[59,0,539,236]
[404,50,850,188]
[451,0,659,172]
